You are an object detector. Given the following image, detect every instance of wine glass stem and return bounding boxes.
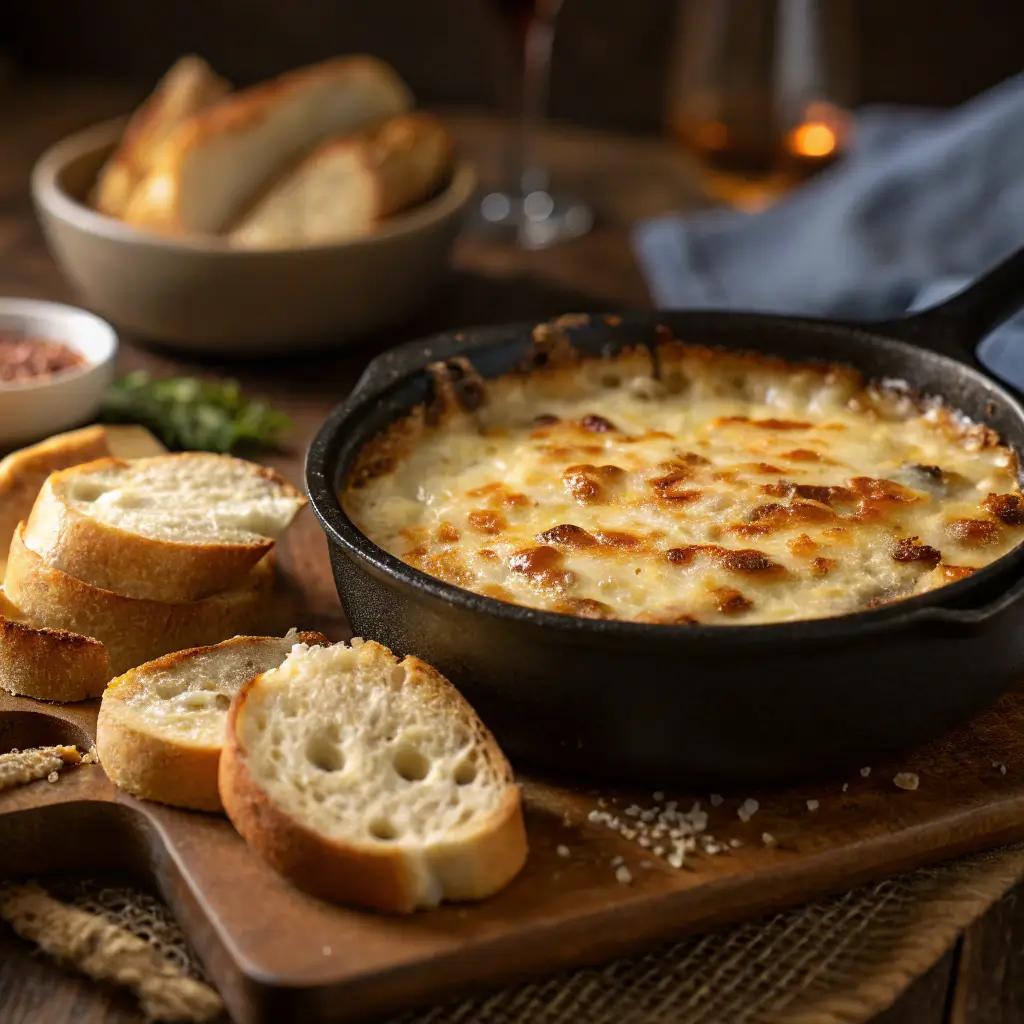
[515,13,557,198]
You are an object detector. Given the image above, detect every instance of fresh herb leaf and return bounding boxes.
[100,372,293,453]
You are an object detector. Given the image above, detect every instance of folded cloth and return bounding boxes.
[633,75,1024,389]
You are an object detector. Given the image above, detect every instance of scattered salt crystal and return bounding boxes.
[640,810,656,823]
[611,855,624,867]
[556,845,571,858]
[894,772,920,791]
[598,798,607,807]
[638,836,651,848]
[1002,764,1008,775]
[737,798,759,822]
[653,846,665,857]
[710,793,724,807]
[625,805,640,817]
[46,771,58,783]
[806,799,819,812]
[729,838,743,849]
[860,767,872,778]
[587,810,601,823]
[616,866,633,885]
[842,783,849,793]
[762,832,777,847]
[668,853,684,869]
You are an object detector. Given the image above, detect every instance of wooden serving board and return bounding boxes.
[4,537,1024,1023]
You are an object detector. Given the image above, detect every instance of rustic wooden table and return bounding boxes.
[0,78,1021,1024]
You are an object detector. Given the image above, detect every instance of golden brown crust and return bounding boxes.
[219,646,528,913]
[5,525,274,676]
[23,455,304,601]
[97,631,327,811]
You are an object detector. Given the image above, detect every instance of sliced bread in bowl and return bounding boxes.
[122,56,412,235]
[98,630,327,811]
[92,55,231,218]
[23,453,305,601]
[5,525,274,676]
[0,586,111,702]
[230,112,453,248]
[219,638,528,913]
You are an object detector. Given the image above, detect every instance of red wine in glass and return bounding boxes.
[479,0,593,248]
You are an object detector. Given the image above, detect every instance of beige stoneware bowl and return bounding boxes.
[31,119,476,355]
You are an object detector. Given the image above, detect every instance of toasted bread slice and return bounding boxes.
[92,55,231,218]
[0,425,166,577]
[0,585,111,702]
[230,112,453,248]
[122,56,412,235]
[5,525,274,676]
[219,638,527,913]
[98,630,327,811]
[23,453,305,601]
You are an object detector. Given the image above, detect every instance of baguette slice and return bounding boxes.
[92,55,231,218]
[123,56,413,235]
[230,112,453,249]
[23,453,305,601]
[0,425,166,575]
[98,630,327,811]
[5,525,274,676]
[0,586,111,702]
[219,638,527,913]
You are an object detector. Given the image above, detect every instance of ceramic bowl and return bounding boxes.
[31,118,476,355]
[0,298,117,447]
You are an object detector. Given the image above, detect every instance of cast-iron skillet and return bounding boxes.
[307,247,1024,786]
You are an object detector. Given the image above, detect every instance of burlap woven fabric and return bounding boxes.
[31,845,1024,1024]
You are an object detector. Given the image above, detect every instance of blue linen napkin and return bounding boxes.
[633,75,1024,391]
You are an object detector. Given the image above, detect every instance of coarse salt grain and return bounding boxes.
[615,866,633,885]
[806,799,819,812]
[894,772,919,791]
[556,845,571,858]
[860,767,872,777]
[710,793,724,807]
[729,838,743,848]
[762,832,777,847]
[842,783,849,792]
[46,771,58,783]
[737,798,759,822]
[611,855,624,867]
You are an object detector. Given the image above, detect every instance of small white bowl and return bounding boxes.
[0,298,117,448]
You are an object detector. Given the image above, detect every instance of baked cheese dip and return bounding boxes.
[343,328,1024,626]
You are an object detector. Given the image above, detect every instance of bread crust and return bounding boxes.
[5,525,274,676]
[122,56,413,235]
[92,55,231,217]
[219,643,528,913]
[23,454,305,601]
[97,631,327,811]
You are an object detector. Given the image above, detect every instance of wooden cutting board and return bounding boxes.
[3,532,1024,1024]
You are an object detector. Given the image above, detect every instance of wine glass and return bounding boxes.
[479,0,594,249]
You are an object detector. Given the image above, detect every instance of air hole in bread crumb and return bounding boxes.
[306,733,345,773]
[369,818,398,841]
[454,759,478,785]
[70,481,106,502]
[392,744,430,782]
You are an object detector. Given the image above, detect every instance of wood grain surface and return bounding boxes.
[2,79,1024,1024]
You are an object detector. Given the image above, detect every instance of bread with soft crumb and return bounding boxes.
[219,638,527,913]
[97,630,327,811]
[4,525,274,676]
[0,585,111,702]
[122,56,412,235]
[92,55,231,218]
[23,453,305,601]
[0,425,166,577]
[230,112,452,248]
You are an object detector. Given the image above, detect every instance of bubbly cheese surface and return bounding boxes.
[343,342,1024,625]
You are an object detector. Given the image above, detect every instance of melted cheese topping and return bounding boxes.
[343,343,1023,625]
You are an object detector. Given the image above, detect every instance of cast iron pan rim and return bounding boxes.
[306,310,1024,645]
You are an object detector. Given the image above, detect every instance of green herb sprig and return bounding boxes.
[100,372,293,454]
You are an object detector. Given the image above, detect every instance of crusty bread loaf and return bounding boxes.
[23,453,305,601]
[5,525,274,676]
[0,586,111,702]
[122,56,412,235]
[98,630,327,811]
[219,638,527,913]
[0,425,166,578]
[230,112,452,249]
[92,55,231,218]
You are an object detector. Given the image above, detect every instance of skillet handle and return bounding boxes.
[872,246,1024,369]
